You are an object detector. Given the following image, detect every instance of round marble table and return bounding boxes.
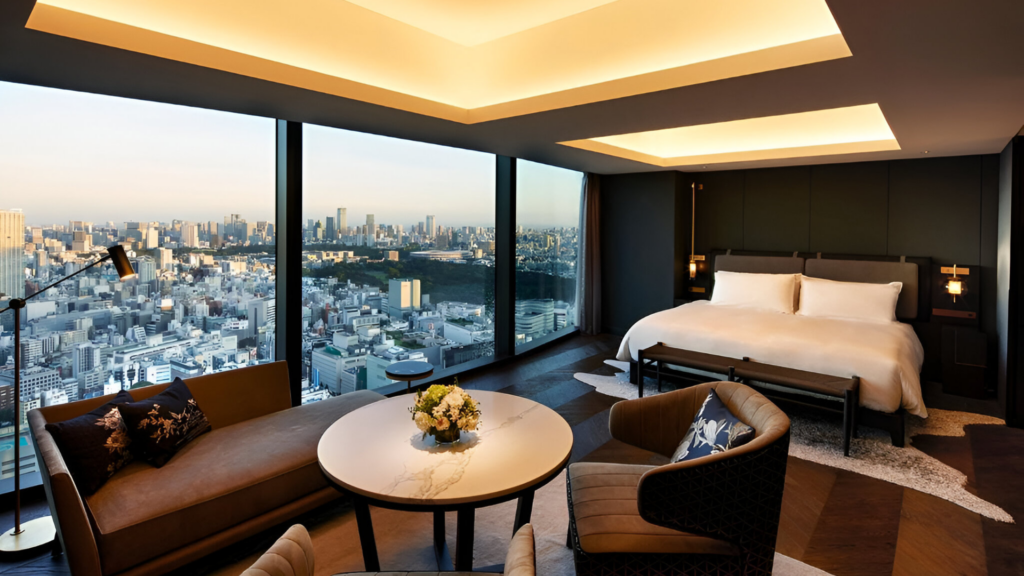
[318,390,573,572]
[385,360,434,394]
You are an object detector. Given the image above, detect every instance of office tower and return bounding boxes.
[182,222,200,248]
[326,216,335,241]
[337,208,347,237]
[245,222,257,242]
[426,215,436,238]
[207,221,218,240]
[388,278,421,319]
[73,343,101,378]
[71,230,91,251]
[33,250,48,278]
[144,227,159,249]
[0,208,25,298]
[157,248,174,270]
[366,214,375,246]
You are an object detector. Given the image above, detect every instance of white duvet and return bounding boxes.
[615,301,927,417]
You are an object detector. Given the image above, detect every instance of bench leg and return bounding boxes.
[637,350,645,398]
[843,389,855,457]
[656,360,662,392]
[890,412,906,448]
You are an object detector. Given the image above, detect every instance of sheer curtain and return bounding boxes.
[577,173,602,334]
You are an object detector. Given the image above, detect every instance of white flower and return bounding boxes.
[414,411,433,432]
[435,416,450,430]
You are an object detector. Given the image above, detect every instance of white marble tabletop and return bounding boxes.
[317,390,574,506]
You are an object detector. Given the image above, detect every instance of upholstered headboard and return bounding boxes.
[714,254,805,275]
[804,258,919,320]
[710,251,929,321]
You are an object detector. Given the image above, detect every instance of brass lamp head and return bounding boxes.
[108,245,136,280]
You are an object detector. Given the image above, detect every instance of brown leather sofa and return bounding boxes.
[566,382,791,576]
[28,361,384,576]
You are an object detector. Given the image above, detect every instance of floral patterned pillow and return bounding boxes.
[117,378,211,467]
[45,390,135,495]
[672,389,755,463]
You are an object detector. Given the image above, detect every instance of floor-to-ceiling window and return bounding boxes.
[514,160,584,347]
[0,81,275,492]
[301,125,495,401]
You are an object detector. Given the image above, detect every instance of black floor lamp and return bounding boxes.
[0,245,135,553]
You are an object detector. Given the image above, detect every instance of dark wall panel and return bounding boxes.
[600,171,679,335]
[694,170,745,254]
[887,156,982,264]
[743,167,811,252]
[809,162,889,255]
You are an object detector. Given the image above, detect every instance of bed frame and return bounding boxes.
[630,250,931,448]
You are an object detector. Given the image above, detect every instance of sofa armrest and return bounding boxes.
[28,410,103,576]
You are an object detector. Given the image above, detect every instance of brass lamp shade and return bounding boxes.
[108,245,136,280]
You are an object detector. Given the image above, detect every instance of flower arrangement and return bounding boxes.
[410,383,481,444]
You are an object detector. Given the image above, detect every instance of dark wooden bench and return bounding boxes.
[636,343,862,456]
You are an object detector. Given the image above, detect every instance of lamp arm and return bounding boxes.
[0,255,111,314]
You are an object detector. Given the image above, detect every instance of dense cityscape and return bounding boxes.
[0,207,578,483]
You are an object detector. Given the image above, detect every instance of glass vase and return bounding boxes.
[431,426,461,444]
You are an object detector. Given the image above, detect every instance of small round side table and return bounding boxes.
[385,360,434,394]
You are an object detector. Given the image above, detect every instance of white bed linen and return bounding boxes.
[615,301,927,417]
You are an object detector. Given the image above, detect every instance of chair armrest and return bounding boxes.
[637,429,790,572]
[608,388,705,458]
[28,410,103,576]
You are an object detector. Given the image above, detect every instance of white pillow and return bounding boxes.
[797,275,902,323]
[710,271,799,314]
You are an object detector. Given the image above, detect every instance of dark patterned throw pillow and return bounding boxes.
[117,378,211,467]
[45,390,135,495]
[672,389,755,463]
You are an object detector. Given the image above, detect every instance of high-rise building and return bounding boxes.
[325,216,335,241]
[337,208,347,237]
[366,214,376,246]
[136,257,157,283]
[0,208,25,299]
[73,343,101,378]
[426,215,436,239]
[181,222,200,248]
[157,248,174,270]
[388,278,421,319]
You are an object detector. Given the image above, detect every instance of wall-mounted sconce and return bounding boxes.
[943,265,968,303]
[689,182,703,279]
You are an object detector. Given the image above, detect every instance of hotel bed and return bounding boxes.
[616,300,926,416]
[615,252,930,431]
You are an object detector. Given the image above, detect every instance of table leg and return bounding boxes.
[843,389,855,457]
[513,490,535,533]
[455,508,475,571]
[353,497,380,572]
[433,510,453,571]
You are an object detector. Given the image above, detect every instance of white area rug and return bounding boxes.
[575,360,1014,524]
[213,469,833,576]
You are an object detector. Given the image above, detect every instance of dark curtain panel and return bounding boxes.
[578,173,602,334]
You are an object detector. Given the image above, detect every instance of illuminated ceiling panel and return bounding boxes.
[26,0,851,123]
[346,0,619,47]
[560,105,901,166]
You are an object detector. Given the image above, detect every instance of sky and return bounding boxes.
[0,81,582,230]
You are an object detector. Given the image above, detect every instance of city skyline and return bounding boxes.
[1,81,583,229]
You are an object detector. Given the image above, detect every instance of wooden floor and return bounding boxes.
[1,333,1022,575]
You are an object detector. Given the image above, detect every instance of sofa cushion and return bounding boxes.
[45,390,135,496]
[85,390,383,575]
[118,378,211,467]
[568,462,739,556]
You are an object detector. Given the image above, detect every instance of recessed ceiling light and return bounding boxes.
[559,104,900,166]
[25,0,851,123]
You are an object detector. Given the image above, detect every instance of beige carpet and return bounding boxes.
[212,470,832,576]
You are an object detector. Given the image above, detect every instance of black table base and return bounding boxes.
[350,490,536,572]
